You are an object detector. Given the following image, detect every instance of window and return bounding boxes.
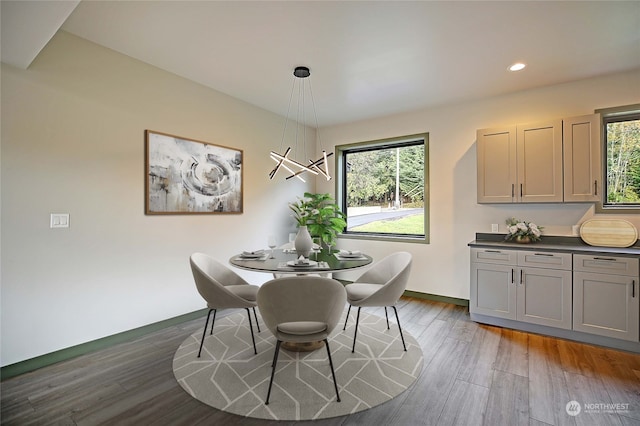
[336,134,429,243]
[600,105,640,212]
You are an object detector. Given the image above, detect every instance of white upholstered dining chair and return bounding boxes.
[343,251,412,353]
[190,252,261,357]
[257,276,346,405]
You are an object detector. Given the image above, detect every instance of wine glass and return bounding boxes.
[267,235,277,259]
[312,237,321,261]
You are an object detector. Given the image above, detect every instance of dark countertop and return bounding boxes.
[469,233,640,257]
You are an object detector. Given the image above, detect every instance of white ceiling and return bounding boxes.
[3,1,640,127]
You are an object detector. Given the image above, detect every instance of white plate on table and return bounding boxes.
[286,260,318,267]
[240,251,264,259]
[337,251,363,258]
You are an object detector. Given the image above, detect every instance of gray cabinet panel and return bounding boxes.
[477,113,601,204]
[471,247,517,265]
[518,251,572,270]
[471,248,640,341]
[517,120,563,202]
[470,263,516,320]
[574,254,639,276]
[476,127,517,203]
[471,248,571,327]
[573,271,639,341]
[517,267,572,329]
[563,114,601,202]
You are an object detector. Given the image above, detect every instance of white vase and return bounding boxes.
[294,226,313,258]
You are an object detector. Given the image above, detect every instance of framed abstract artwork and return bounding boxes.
[145,130,243,214]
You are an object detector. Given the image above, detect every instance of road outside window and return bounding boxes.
[337,134,429,243]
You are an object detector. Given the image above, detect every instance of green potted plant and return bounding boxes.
[289,192,347,250]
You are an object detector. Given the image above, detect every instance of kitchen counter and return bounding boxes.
[469,233,640,257]
[469,232,640,353]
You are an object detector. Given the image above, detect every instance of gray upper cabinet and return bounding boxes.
[476,126,517,203]
[477,114,601,204]
[563,114,602,202]
[517,120,564,202]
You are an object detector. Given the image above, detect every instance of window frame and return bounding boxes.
[335,133,430,244]
[595,104,640,214]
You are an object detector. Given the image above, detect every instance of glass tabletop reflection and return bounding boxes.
[229,249,372,274]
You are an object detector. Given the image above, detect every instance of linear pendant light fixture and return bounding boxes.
[269,66,332,182]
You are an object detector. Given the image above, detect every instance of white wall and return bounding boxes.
[324,69,640,296]
[1,32,314,366]
[2,30,639,367]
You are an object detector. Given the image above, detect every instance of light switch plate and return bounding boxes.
[491,223,499,233]
[50,213,69,228]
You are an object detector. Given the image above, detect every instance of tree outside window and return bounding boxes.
[605,113,640,207]
[337,134,429,242]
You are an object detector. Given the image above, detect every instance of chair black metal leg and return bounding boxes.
[392,305,407,351]
[343,305,351,330]
[265,340,282,405]
[209,309,217,335]
[324,338,341,402]
[253,307,261,332]
[246,308,257,355]
[351,307,361,353]
[384,306,390,329]
[198,309,214,358]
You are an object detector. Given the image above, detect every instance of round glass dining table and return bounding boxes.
[229,249,372,274]
[230,249,372,352]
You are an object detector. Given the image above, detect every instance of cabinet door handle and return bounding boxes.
[520,184,523,197]
[485,250,502,253]
[534,253,554,257]
[511,269,514,284]
[633,280,636,298]
[593,257,616,262]
[520,269,524,285]
[511,184,515,198]
[594,180,598,196]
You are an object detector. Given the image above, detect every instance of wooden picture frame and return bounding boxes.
[145,130,243,214]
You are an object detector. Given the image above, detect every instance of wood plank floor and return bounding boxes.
[2,297,639,425]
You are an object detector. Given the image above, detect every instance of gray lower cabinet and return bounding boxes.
[517,266,572,329]
[470,248,572,329]
[471,261,516,320]
[573,254,639,342]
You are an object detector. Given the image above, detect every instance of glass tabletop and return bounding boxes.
[229,249,372,274]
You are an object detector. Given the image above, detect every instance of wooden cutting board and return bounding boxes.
[580,219,638,248]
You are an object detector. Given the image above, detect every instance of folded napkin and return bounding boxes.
[335,251,366,261]
[242,250,264,256]
[277,261,330,270]
[283,244,321,254]
[339,250,362,256]
[295,255,309,265]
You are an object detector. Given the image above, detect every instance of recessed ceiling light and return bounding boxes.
[509,63,526,72]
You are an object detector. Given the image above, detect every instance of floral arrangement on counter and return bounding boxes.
[505,217,543,243]
[289,192,347,248]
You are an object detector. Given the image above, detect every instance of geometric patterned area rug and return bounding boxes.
[173,309,423,420]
